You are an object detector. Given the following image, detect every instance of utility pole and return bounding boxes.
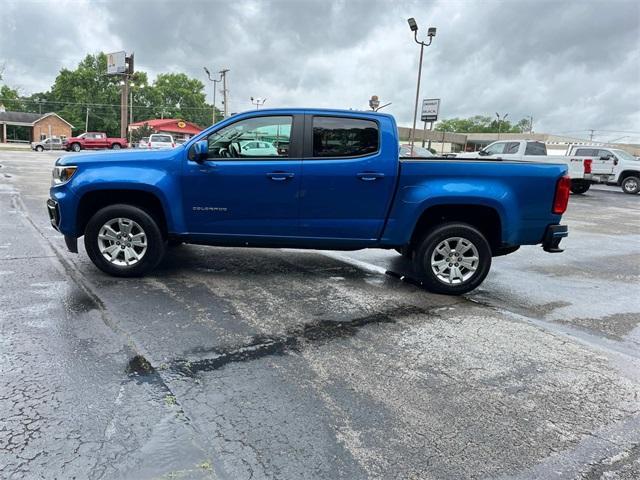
[219,69,230,118]
[529,115,533,133]
[407,18,436,155]
[85,107,90,132]
[204,67,222,124]
[589,129,595,141]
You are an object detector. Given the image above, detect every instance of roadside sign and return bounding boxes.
[421,98,440,122]
[107,51,127,75]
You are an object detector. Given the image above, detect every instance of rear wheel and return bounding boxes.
[621,176,640,194]
[413,222,492,295]
[84,204,166,277]
[570,180,590,194]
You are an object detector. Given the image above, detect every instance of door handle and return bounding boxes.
[357,172,385,181]
[267,172,295,181]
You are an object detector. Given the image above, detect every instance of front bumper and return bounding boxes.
[46,198,78,253]
[542,224,568,253]
[46,199,60,231]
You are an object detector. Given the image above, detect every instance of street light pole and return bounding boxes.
[407,18,436,155]
[203,67,222,124]
[250,97,266,109]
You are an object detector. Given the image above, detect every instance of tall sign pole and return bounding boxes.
[120,75,129,139]
[420,98,440,150]
[108,51,133,139]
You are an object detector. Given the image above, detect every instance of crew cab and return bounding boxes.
[47,109,569,295]
[565,145,640,195]
[64,132,128,152]
[456,140,594,194]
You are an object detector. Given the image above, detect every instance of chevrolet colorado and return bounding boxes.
[47,109,569,294]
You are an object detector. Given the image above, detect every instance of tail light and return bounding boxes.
[553,175,571,214]
[172,143,176,148]
[583,159,592,174]
[148,142,151,149]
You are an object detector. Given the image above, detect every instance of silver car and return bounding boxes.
[31,137,64,152]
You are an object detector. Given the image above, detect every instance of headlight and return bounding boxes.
[52,166,77,185]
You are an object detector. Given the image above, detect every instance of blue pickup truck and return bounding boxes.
[47,109,569,294]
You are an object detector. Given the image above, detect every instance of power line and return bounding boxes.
[0,96,216,112]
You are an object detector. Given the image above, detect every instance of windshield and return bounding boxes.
[611,149,638,162]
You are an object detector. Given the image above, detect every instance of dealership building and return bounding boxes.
[398,127,640,156]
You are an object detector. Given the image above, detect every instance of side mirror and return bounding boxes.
[189,139,209,163]
[600,155,612,161]
[478,149,488,156]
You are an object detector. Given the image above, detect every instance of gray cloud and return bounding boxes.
[1,0,639,142]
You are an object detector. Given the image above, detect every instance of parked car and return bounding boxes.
[47,108,569,294]
[565,145,640,195]
[31,137,63,152]
[148,134,175,149]
[456,140,596,194]
[136,137,150,149]
[399,144,434,158]
[239,140,279,156]
[64,132,128,152]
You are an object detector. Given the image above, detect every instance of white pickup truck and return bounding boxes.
[456,140,594,194]
[565,145,640,195]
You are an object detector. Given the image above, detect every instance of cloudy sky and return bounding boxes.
[1,0,639,142]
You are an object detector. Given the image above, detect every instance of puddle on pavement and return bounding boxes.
[126,355,157,376]
[172,304,427,376]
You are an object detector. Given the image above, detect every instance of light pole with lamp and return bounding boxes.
[407,17,436,155]
[496,112,508,139]
[203,67,222,124]
[251,97,266,109]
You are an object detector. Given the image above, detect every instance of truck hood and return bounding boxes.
[56,146,185,166]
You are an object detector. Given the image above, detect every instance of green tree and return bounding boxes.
[130,122,154,143]
[0,85,27,111]
[435,115,530,134]
[145,73,212,127]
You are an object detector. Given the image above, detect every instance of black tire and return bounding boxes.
[71,143,81,152]
[621,176,640,195]
[84,204,166,277]
[36,145,44,152]
[111,143,122,149]
[413,222,492,295]
[570,180,590,194]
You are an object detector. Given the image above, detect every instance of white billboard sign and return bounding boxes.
[107,51,127,75]
[421,98,440,122]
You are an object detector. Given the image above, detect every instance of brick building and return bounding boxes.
[0,104,74,143]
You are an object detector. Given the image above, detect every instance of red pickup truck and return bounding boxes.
[64,132,128,152]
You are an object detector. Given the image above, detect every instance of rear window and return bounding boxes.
[151,135,172,142]
[525,142,546,155]
[575,148,597,156]
[312,116,379,158]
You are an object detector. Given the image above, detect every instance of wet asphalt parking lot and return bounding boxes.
[1,150,639,480]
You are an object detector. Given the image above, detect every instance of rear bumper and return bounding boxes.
[542,224,568,253]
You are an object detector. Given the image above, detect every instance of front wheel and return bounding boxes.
[413,222,492,295]
[84,204,166,277]
[570,180,591,194]
[36,145,44,152]
[111,143,122,149]
[71,143,81,152]
[621,176,640,194]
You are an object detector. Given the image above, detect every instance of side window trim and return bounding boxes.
[302,114,381,160]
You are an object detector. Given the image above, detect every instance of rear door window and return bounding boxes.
[525,142,546,155]
[504,142,520,154]
[312,116,379,158]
